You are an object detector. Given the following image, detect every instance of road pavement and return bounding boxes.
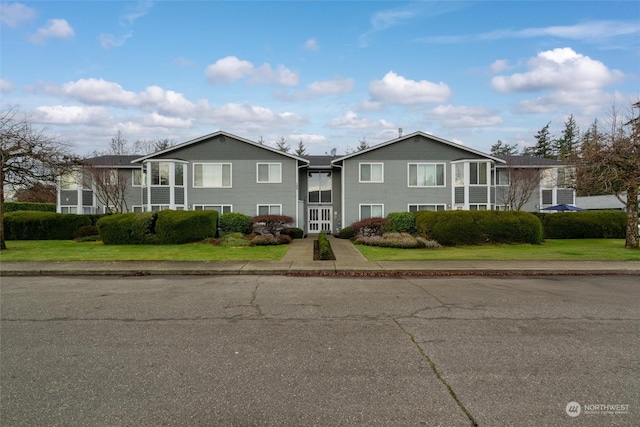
[1,275,638,426]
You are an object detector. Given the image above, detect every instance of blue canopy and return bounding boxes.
[541,204,585,211]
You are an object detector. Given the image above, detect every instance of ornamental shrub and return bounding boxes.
[537,211,626,239]
[281,227,304,239]
[3,211,91,240]
[349,217,387,237]
[251,234,280,246]
[73,225,99,239]
[354,232,422,249]
[317,231,332,260]
[384,212,417,234]
[337,226,355,240]
[3,202,55,212]
[219,212,252,235]
[252,215,294,235]
[219,232,251,247]
[97,212,157,244]
[154,210,217,244]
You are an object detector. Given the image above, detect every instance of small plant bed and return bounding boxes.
[314,232,336,260]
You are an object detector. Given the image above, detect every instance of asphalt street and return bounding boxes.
[1,275,638,426]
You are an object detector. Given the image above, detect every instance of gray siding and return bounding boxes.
[469,187,488,203]
[175,187,185,205]
[60,190,78,205]
[542,190,553,205]
[455,187,465,204]
[557,189,574,204]
[82,190,93,206]
[151,187,171,204]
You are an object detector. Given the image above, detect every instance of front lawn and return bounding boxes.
[0,240,289,262]
[355,239,640,262]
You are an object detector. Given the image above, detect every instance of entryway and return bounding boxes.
[308,206,332,234]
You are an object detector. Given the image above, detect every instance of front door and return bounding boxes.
[308,207,332,233]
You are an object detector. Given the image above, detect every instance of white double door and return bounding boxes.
[308,206,332,233]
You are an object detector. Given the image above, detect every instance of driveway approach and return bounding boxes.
[1,275,638,426]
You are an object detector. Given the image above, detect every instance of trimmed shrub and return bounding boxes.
[252,215,294,235]
[349,217,387,237]
[281,227,304,239]
[384,212,417,234]
[251,234,280,246]
[219,212,252,235]
[537,211,626,239]
[415,210,543,246]
[337,226,355,240]
[3,202,55,212]
[354,232,423,249]
[3,211,91,240]
[277,234,293,245]
[73,225,99,239]
[97,212,157,244]
[317,231,332,260]
[219,232,251,247]
[155,210,218,244]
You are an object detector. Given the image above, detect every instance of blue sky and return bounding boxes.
[1,1,638,156]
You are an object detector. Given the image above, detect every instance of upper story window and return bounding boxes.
[359,163,383,183]
[61,173,78,190]
[151,162,171,186]
[257,163,281,183]
[81,171,92,189]
[495,169,510,186]
[308,172,331,203]
[408,163,445,187]
[133,169,146,186]
[174,163,184,186]
[470,162,488,185]
[193,163,231,188]
[454,163,465,186]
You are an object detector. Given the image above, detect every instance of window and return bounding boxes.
[408,204,446,212]
[151,162,171,186]
[494,205,510,211]
[257,204,281,215]
[308,172,331,203]
[175,163,184,186]
[81,172,92,189]
[541,169,555,188]
[359,163,383,183]
[61,173,78,190]
[470,162,488,185]
[132,205,145,212]
[408,163,445,187]
[151,205,170,211]
[360,204,383,220]
[495,169,510,186]
[133,169,146,186]
[557,167,573,188]
[469,204,488,210]
[193,205,232,214]
[454,163,464,186]
[257,163,281,183]
[193,163,231,188]
[60,206,77,214]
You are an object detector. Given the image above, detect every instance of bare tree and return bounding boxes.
[134,137,175,154]
[109,130,130,155]
[496,160,541,211]
[86,166,130,214]
[0,106,79,249]
[14,182,57,203]
[576,102,639,249]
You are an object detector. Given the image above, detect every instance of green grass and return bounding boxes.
[355,239,640,262]
[0,240,289,262]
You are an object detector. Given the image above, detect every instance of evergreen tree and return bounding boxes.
[490,140,519,156]
[555,114,580,161]
[524,122,555,158]
[275,137,290,153]
[295,138,307,156]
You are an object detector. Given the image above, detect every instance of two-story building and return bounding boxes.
[58,131,576,234]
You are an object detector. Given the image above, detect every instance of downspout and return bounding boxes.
[333,162,344,231]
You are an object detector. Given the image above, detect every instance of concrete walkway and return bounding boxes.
[2,235,639,276]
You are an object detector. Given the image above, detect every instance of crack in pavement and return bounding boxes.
[401,277,487,318]
[390,316,478,427]
[250,278,263,317]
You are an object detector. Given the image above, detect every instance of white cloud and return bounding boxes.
[429,105,503,128]
[369,71,451,104]
[119,0,154,26]
[143,112,193,128]
[492,48,624,93]
[0,2,36,28]
[29,19,75,44]
[289,133,326,143]
[205,56,299,86]
[99,32,132,49]
[489,59,512,74]
[302,38,319,51]
[33,105,109,125]
[208,103,306,130]
[277,77,354,101]
[172,56,194,67]
[329,111,394,129]
[0,78,15,93]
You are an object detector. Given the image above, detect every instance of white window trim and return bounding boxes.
[358,203,384,220]
[192,162,232,188]
[256,163,282,184]
[495,168,510,186]
[193,204,233,213]
[469,161,490,186]
[131,205,145,212]
[60,206,78,214]
[257,204,282,216]
[408,204,446,212]
[407,163,446,187]
[359,162,384,183]
[132,169,145,187]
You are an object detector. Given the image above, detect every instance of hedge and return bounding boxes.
[281,227,304,239]
[384,212,417,234]
[415,210,543,246]
[317,231,332,260]
[219,212,252,235]
[3,202,56,212]
[536,211,626,239]
[97,210,218,244]
[3,211,91,240]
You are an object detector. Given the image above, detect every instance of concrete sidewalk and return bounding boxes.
[2,236,639,277]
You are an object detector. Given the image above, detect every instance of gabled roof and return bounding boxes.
[84,155,140,168]
[496,155,566,167]
[302,155,335,168]
[132,130,310,164]
[331,131,505,164]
